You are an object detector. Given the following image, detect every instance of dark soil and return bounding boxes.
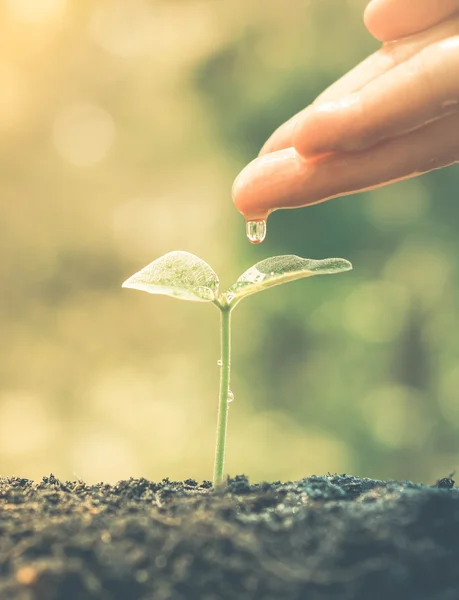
[0,473,458,600]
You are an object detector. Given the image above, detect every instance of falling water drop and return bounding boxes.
[228,389,234,403]
[217,359,223,367]
[246,220,266,244]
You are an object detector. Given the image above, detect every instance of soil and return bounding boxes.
[0,473,458,600]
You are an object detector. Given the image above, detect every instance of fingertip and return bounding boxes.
[258,140,274,157]
[293,101,344,157]
[232,158,269,220]
[232,148,302,219]
[258,115,300,157]
[231,163,248,213]
[363,0,459,42]
[363,0,388,42]
[259,131,281,156]
[292,111,317,158]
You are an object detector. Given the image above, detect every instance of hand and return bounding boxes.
[232,0,459,221]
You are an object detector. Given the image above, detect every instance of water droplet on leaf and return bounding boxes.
[246,220,266,244]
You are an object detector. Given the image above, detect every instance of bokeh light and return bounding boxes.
[52,102,116,167]
[0,0,458,485]
[4,0,66,23]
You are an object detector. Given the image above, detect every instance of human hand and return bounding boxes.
[232,0,459,222]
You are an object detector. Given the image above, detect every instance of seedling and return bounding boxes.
[123,251,352,485]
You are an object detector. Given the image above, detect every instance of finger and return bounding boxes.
[259,14,459,156]
[316,13,459,103]
[232,112,459,220]
[364,0,459,42]
[293,37,459,158]
[259,112,304,156]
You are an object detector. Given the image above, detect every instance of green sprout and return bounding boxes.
[122,251,352,486]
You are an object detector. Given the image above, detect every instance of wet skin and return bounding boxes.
[232,0,459,222]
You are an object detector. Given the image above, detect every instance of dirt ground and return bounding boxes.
[0,473,458,600]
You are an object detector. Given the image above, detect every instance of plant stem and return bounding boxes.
[213,306,232,486]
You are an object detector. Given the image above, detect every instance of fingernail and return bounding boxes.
[232,148,306,218]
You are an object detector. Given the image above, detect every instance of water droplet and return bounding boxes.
[246,220,266,244]
[228,389,234,403]
[217,359,223,366]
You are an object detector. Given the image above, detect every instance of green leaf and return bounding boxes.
[227,255,352,303]
[122,251,219,302]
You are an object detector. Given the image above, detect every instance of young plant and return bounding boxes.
[122,251,352,485]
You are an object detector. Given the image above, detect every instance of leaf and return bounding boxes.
[227,255,352,303]
[122,251,219,302]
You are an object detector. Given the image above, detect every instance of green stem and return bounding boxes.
[213,306,232,486]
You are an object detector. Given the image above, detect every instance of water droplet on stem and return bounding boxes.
[217,359,223,367]
[246,220,266,244]
[228,389,234,403]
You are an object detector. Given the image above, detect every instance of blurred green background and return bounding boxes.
[1,0,458,484]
